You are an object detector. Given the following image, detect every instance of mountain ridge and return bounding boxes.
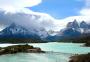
[0,19,90,42]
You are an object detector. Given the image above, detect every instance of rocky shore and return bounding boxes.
[84,41,90,47]
[0,44,45,55]
[69,53,90,62]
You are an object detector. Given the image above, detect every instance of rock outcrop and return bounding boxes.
[69,53,90,62]
[0,44,45,55]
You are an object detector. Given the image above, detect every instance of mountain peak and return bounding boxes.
[67,19,79,29]
[10,23,17,27]
[1,23,30,35]
[0,23,45,40]
[80,21,88,29]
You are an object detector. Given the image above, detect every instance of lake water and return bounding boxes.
[0,42,90,62]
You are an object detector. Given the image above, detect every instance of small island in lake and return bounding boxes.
[0,44,45,55]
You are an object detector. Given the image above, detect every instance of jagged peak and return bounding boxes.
[73,19,78,24]
[80,21,89,29]
[80,21,87,24]
[9,23,17,27]
[67,19,79,29]
[73,19,77,22]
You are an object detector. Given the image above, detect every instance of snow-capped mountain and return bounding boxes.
[79,21,90,33]
[0,19,90,42]
[57,20,90,37]
[45,20,90,41]
[0,10,90,41]
[0,23,41,39]
[1,23,30,35]
[67,19,79,29]
[80,21,88,29]
[0,10,55,39]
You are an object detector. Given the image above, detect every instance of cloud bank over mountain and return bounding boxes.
[0,0,90,31]
[0,0,67,31]
[0,0,57,31]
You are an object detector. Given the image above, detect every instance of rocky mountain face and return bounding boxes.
[45,20,90,41]
[67,20,79,29]
[60,20,81,37]
[0,19,90,42]
[67,20,90,34]
[0,23,41,40]
[80,21,90,33]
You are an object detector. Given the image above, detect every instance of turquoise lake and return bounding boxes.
[0,42,90,62]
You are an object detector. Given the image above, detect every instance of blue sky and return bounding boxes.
[28,0,85,19]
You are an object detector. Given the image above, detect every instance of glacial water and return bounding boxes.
[0,42,90,62]
[0,53,71,62]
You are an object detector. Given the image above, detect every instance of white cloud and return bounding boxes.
[61,16,90,23]
[53,15,90,31]
[79,0,90,16]
[85,0,90,7]
[80,8,90,15]
[0,10,57,31]
[0,0,42,12]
